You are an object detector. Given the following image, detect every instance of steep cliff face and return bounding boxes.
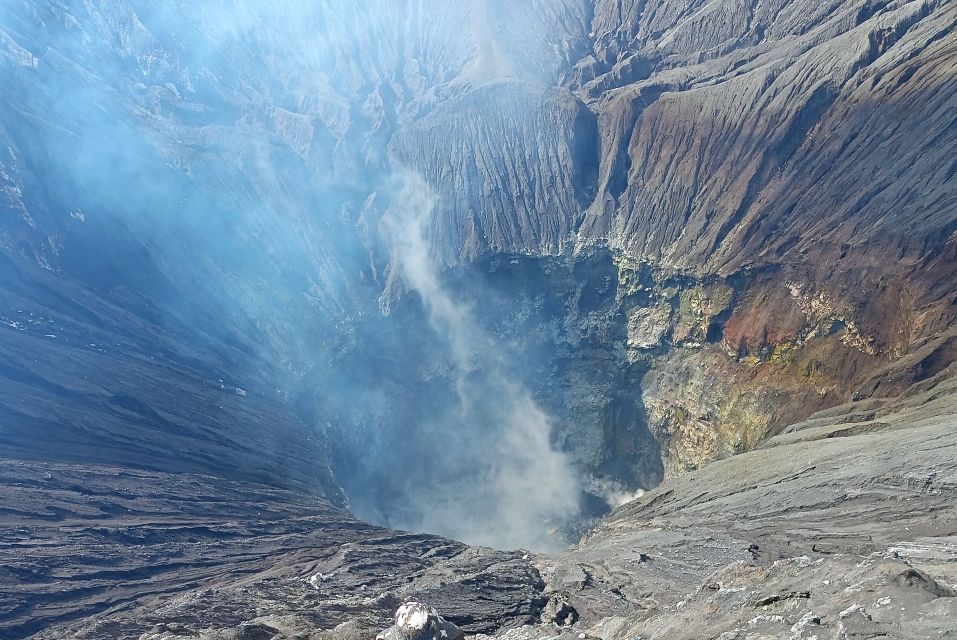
[576,0,957,477]
[390,83,599,268]
[0,2,956,635]
[344,0,957,489]
[532,353,957,640]
[3,0,956,530]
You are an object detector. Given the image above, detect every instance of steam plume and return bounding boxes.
[376,171,581,551]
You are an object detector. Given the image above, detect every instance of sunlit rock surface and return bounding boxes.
[376,602,464,640]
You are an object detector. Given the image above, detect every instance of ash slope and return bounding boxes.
[3,334,955,639]
[0,1,955,639]
[534,335,957,640]
[0,460,548,640]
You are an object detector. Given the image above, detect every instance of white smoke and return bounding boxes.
[584,476,646,510]
[379,170,581,551]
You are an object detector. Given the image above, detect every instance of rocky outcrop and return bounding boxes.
[573,0,957,476]
[530,362,957,640]
[390,83,598,268]
[376,603,464,640]
[0,460,548,639]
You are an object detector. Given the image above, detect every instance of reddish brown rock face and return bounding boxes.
[722,277,806,360]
